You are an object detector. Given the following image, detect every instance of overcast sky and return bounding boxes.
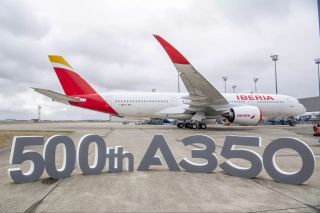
[0,0,319,120]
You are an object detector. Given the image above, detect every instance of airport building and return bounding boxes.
[299,96,320,112]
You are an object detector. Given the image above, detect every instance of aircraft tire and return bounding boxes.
[192,123,198,129]
[177,123,183,128]
[289,121,296,126]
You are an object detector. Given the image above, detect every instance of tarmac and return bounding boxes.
[0,122,319,212]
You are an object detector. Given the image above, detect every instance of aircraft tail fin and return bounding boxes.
[48,55,97,96]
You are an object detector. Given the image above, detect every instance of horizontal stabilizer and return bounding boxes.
[32,88,86,104]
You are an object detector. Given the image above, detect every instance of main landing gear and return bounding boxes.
[177,121,207,129]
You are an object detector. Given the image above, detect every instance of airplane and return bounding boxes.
[299,111,320,123]
[33,35,306,129]
[301,111,320,117]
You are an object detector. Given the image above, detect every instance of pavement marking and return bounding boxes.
[250,179,319,211]
[249,206,318,213]
[25,179,64,213]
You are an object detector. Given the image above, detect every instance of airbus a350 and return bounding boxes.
[34,35,306,129]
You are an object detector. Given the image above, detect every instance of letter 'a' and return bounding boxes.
[137,135,180,171]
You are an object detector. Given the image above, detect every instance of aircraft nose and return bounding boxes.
[300,104,306,115]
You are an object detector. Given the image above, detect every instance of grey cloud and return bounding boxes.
[0,0,319,120]
[213,0,315,27]
[0,0,50,38]
[0,0,52,97]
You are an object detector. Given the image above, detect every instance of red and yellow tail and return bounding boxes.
[48,55,118,115]
[48,55,97,96]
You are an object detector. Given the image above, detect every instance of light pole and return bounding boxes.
[253,78,259,93]
[315,58,320,96]
[178,72,180,93]
[222,76,228,93]
[232,85,237,93]
[271,55,278,94]
[38,105,41,122]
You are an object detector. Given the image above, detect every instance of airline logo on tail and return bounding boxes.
[48,55,97,96]
[49,55,73,70]
[48,55,118,115]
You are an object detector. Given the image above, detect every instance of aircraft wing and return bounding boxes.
[154,35,229,112]
[32,88,86,104]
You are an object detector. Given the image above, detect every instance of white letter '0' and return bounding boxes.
[263,138,315,185]
[77,134,106,175]
[43,135,76,179]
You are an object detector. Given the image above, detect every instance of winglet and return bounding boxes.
[153,34,190,65]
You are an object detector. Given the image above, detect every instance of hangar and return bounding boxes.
[299,96,320,112]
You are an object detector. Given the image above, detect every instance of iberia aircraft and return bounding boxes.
[33,35,306,129]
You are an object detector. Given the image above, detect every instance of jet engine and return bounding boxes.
[222,106,262,126]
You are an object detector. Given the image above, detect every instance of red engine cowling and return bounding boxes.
[224,106,262,126]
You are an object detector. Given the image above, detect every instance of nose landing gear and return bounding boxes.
[288,116,296,126]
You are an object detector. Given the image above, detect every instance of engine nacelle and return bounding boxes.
[223,106,262,126]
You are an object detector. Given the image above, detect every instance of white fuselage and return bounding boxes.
[103,92,306,119]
